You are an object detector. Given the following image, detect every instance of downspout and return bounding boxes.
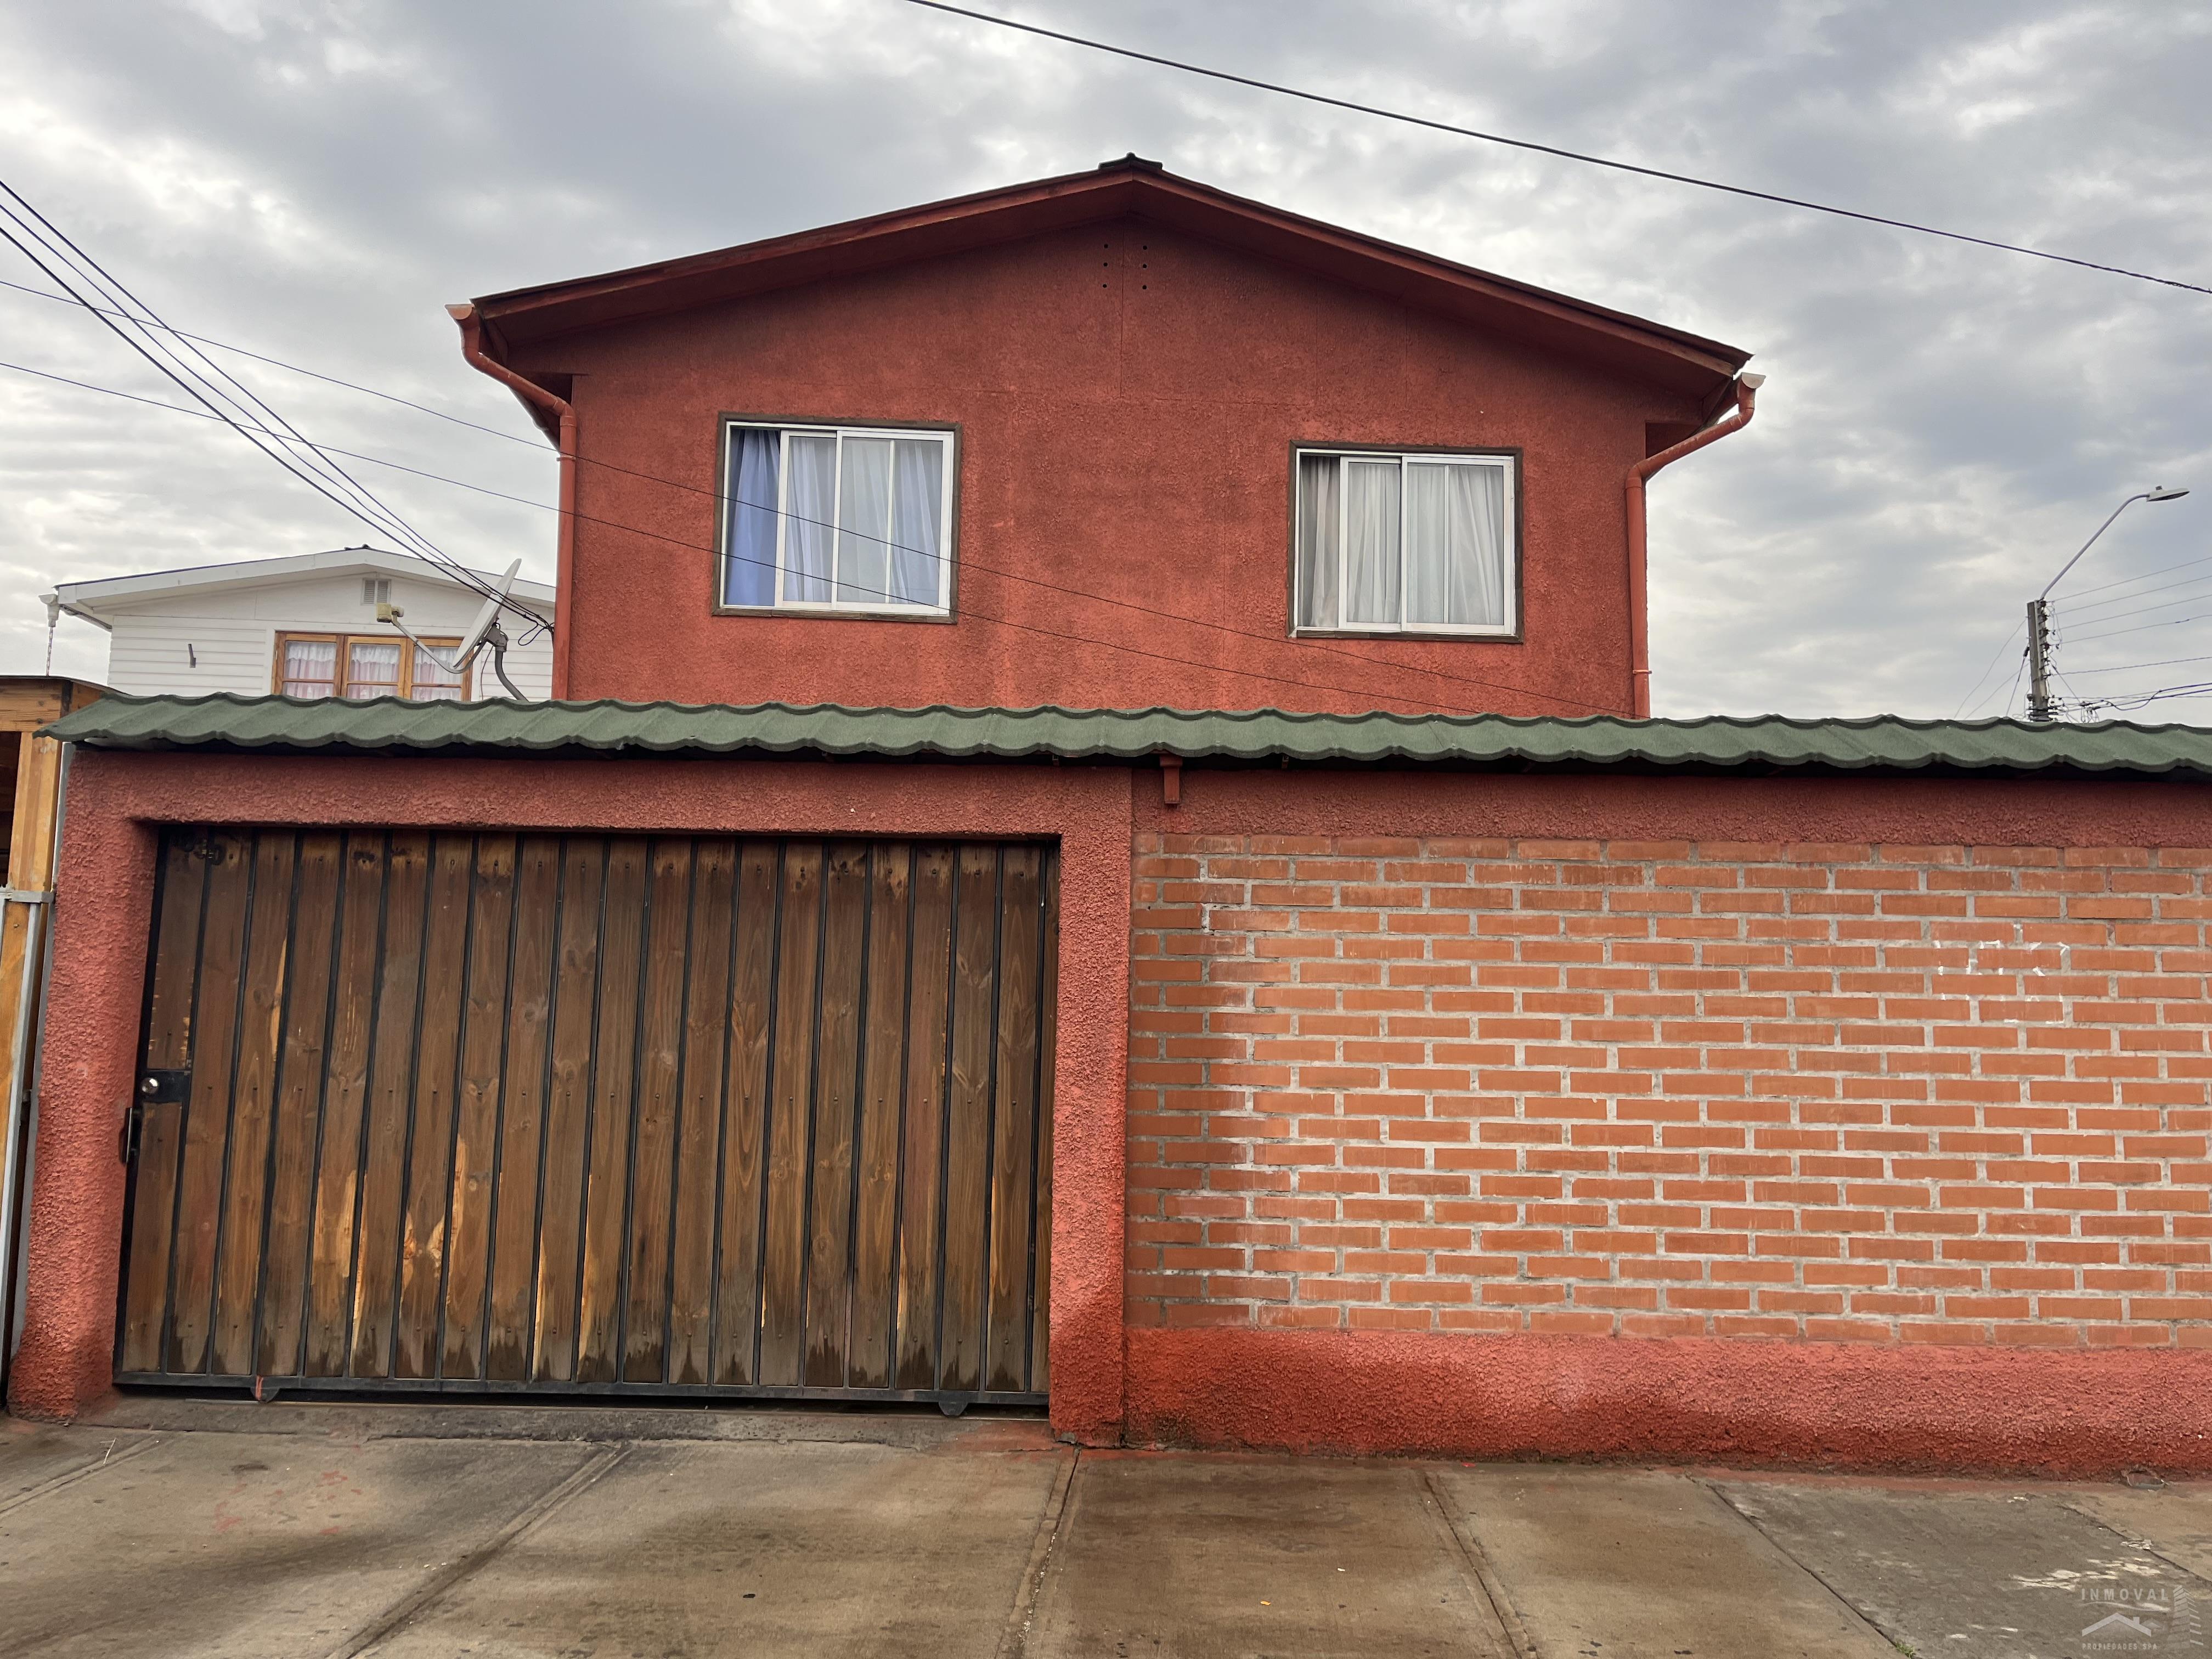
[1625,371,1762,718]
[447,303,577,699]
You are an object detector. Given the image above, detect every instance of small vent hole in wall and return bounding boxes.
[363,577,391,606]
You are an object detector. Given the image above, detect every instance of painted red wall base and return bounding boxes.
[1126,1325,2212,1477]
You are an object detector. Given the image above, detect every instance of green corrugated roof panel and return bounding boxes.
[41,693,2212,778]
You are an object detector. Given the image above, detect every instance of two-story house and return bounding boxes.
[16,160,2212,1479]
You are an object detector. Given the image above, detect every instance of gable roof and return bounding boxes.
[469,156,1751,402]
[46,547,555,632]
[43,696,2212,783]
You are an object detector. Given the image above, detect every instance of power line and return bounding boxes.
[1954,618,2024,718]
[2064,653,2212,678]
[0,179,530,630]
[4,357,1622,717]
[2053,549,2212,603]
[2051,571,2212,623]
[0,275,542,450]
[899,0,2212,297]
[1,346,1630,715]
[2059,610,2212,646]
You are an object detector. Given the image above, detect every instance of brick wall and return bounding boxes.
[1127,832,2212,1347]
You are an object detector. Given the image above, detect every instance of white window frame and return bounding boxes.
[1291,447,1519,639]
[720,420,957,617]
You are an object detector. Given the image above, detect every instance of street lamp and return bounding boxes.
[2027,487,2191,721]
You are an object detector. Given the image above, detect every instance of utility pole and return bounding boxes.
[2025,597,2054,722]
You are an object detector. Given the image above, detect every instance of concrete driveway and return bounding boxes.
[5,1399,2210,1658]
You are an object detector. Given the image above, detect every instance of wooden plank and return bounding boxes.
[985,846,1043,1394]
[486,835,559,1381]
[667,840,733,1385]
[117,836,208,1373]
[392,834,474,1377]
[0,685,64,731]
[256,832,341,1378]
[757,843,822,1389]
[208,833,296,1377]
[349,830,431,1378]
[302,833,387,1376]
[532,838,605,1382]
[164,830,253,1376]
[1032,851,1059,1393]
[849,844,911,1390]
[938,845,1001,1395]
[441,834,516,1380]
[575,838,646,1384]
[623,840,692,1383]
[803,842,869,1387]
[711,842,779,1386]
[894,845,956,1391]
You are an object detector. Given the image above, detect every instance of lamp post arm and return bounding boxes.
[2042,493,2149,600]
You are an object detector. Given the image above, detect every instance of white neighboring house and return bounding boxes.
[44,546,555,701]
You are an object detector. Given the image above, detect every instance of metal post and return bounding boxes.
[2026,598,2054,721]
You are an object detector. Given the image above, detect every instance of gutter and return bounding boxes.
[1624,372,1762,718]
[447,303,578,698]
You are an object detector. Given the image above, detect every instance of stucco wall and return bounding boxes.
[510,217,1711,718]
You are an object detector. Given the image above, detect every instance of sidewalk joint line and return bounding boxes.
[993,1447,1080,1659]
[1417,1468,1539,1659]
[325,1442,630,1659]
[0,1434,157,1517]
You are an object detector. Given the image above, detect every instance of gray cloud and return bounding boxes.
[3,0,2209,718]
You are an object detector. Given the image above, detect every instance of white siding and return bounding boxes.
[96,573,555,699]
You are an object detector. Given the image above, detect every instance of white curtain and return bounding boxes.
[411,644,465,701]
[1295,454,1338,628]
[1405,462,1506,627]
[836,437,893,605]
[1343,460,1401,627]
[281,638,336,697]
[890,438,944,605]
[724,425,780,606]
[344,641,401,699]
[783,433,837,602]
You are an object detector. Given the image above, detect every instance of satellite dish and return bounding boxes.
[455,558,522,667]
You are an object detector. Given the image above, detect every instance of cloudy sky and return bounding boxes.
[2,0,2208,719]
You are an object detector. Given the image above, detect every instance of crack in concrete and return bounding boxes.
[325,1442,629,1659]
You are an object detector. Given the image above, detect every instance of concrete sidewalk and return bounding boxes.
[4,1401,2209,1658]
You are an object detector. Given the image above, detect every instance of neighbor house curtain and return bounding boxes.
[783,433,837,603]
[1295,454,1339,628]
[344,641,402,699]
[410,644,465,701]
[836,436,894,605]
[1404,461,1507,627]
[890,438,944,605]
[1343,460,1402,627]
[281,638,336,697]
[724,425,780,606]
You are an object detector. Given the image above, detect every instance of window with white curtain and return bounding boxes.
[720,421,955,614]
[1293,448,1516,636]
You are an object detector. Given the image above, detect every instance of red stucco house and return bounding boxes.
[13,159,2212,1475]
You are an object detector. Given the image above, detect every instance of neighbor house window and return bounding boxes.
[1293,448,1517,635]
[719,421,955,614]
[275,633,469,701]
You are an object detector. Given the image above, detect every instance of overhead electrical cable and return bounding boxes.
[897,0,2212,296]
[1953,618,2025,718]
[2053,550,2212,603]
[2,357,1625,716]
[2049,572,2212,623]
[1,355,1630,715]
[2063,653,2212,677]
[0,179,533,633]
[2057,611,2212,646]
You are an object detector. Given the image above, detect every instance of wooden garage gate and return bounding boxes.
[116,828,1056,1406]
